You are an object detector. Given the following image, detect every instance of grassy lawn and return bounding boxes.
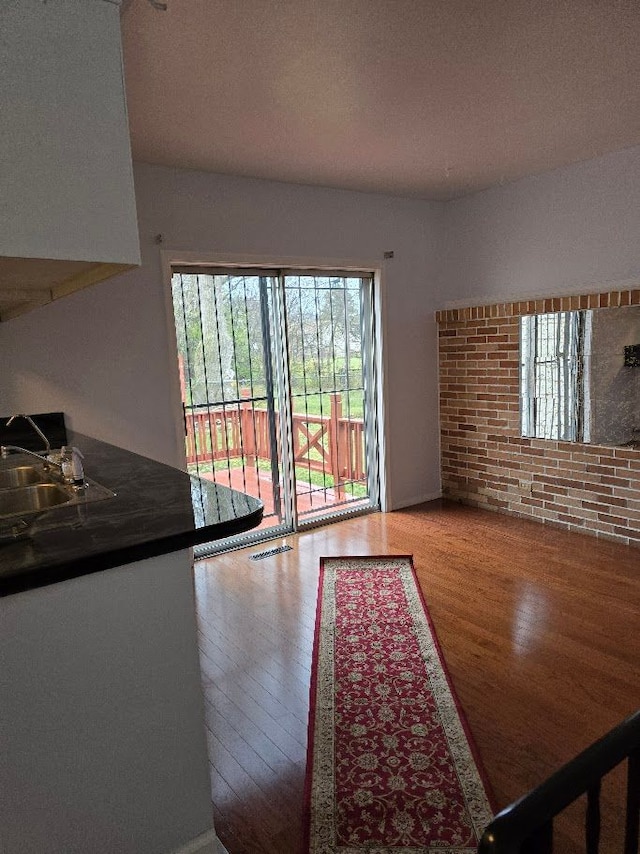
[185,389,364,418]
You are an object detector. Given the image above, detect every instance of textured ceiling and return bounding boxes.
[121,0,640,200]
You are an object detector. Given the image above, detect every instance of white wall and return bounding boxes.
[443,145,640,304]
[0,164,445,509]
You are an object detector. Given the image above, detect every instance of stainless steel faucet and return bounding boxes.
[0,415,63,470]
[5,414,51,454]
[0,444,62,470]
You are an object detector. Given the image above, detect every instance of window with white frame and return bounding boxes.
[520,310,591,441]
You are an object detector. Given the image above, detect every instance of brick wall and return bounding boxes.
[436,288,640,546]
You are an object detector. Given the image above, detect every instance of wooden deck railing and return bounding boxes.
[184,391,365,498]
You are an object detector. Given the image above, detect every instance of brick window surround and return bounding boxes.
[436,288,640,546]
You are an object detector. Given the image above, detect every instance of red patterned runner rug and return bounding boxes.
[303,556,494,853]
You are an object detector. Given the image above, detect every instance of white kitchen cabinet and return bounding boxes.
[0,0,140,321]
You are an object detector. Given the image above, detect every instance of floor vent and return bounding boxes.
[249,545,293,561]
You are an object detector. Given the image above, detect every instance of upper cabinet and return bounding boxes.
[0,0,140,321]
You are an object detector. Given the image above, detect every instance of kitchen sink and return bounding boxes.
[0,454,116,542]
[0,465,53,490]
[0,483,72,518]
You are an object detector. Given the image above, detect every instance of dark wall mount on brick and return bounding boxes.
[624,344,640,367]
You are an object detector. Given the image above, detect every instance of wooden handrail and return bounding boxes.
[479,710,640,853]
[182,395,366,483]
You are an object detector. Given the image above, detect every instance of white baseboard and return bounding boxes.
[387,490,442,511]
[170,829,228,854]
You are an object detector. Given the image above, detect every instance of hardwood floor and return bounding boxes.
[194,500,640,854]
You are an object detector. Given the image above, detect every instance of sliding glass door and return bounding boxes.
[171,267,380,552]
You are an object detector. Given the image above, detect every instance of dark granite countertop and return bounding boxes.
[0,433,263,596]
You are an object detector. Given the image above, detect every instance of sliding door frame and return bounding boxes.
[160,250,391,520]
